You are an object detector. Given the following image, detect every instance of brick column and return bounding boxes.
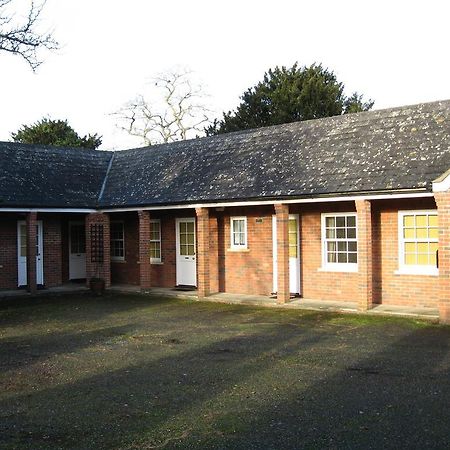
[85,213,111,288]
[196,207,210,298]
[138,210,152,291]
[356,200,374,311]
[26,212,37,294]
[275,203,290,304]
[435,193,450,324]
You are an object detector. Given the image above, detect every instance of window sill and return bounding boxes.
[318,265,358,273]
[394,268,439,277]
[227,247,250,253]
[112,259,126,263]
[151,261,164,265]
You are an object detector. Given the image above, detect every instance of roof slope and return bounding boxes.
[1,100,450,209]
[0,142,112,208]
[99,100,450,207]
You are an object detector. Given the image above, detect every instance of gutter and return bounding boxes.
[97,152,115,204]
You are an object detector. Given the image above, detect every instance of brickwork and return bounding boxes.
[138,211,151,290]
[435,192,450,323]
[196,207,210,298]
[275,204,290,304]
[43,214,63,287]
[356,200,374,311]
[0,214,20,289]
[85,213,111,287]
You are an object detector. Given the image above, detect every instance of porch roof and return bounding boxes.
[1,99,450,209]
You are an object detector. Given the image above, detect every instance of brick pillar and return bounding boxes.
[85,213,111,288]
[275,203,290,304]
[196,207,210,298]
[26,212,37,294]
[435,192,450,324]
[356,200,374,311]
[138,210,152,291]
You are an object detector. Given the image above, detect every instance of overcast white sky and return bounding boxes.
[1,0,450,150]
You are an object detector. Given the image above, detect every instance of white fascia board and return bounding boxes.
[0,208,96,213]
[99,191,433,213]
[433,168,450,192]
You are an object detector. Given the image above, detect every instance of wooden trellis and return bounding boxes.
[90,224,104,263]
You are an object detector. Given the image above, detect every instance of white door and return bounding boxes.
[175,218,197,286]
[272,214,300,295]
[17,220,44,287]
[69,222,86,279]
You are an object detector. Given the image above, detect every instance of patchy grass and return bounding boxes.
[0,293,449,449]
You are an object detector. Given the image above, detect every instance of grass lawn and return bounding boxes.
[0,293,449,449]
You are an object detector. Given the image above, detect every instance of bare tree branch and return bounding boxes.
[0,0,58,70]
[113,69,213,146]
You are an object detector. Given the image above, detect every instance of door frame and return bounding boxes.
[272,214,301,295]
[68,221,87,280]
[17,220,44,287]
[175,217,197,286]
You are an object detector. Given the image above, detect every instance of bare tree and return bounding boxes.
[115,69,212,146]
[0,0,58,70]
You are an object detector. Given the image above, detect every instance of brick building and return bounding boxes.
[1,100,450,323]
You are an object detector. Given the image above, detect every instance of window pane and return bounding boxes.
[289,233,297,246]
[428,215,438,227]
[416,228,427,239]
[348,253,357,263]
[417,242,428,254]
[327,252,337,263]
[405,253,416,265]
[289,246,297,258]
[429,242,438,254]
[347,216,356,227]
[336,228,345,239]
[188,244,195,256]
[187,222,194,233]
[336,217,345,227]
[417,254,428,265]
[327,242,336,252]
[348,241,357,252]
[405,242,416,253]
[337,241,347,252]
[326,228,335,238]
[416,215,427,227]
[429,252,437,266]
[404,215,415,227]
[337,253,347,263]
[326,217,335,228]
[404,228,415,239]
[429,228,438,239]
[347,228,356,239]
[289,219,297,232]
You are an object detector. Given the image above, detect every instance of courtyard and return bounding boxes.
[0,293,449,449]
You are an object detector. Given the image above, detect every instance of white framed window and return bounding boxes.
[397,210,438,275]
[150,219,162,263]
[321,213,358,272]
[110,221,125,261]
[230,216,247,249]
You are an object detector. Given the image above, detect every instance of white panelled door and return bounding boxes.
[272,214,301,295]
[69,222,86,279]
[17,220,44,287]
[175,218,197,286]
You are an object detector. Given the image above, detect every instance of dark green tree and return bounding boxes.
[11,118,102,149]
[207,63,374,135]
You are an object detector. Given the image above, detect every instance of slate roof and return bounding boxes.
[100,99,450,207]
[0,142,112,208]
[1,99,450,209]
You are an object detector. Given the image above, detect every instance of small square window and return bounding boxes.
[230,217,247,249]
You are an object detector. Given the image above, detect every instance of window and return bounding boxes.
[289,218,298,258]
[110,222,125,260]
[322,213,357,271]
[150,220,161,263]
[398,211,438,275]
[230,217,247,249]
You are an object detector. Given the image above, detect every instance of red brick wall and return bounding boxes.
[372,198,440,308]
[0,213,21,289]
[110,213,139,285]
[42,214,62,288]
